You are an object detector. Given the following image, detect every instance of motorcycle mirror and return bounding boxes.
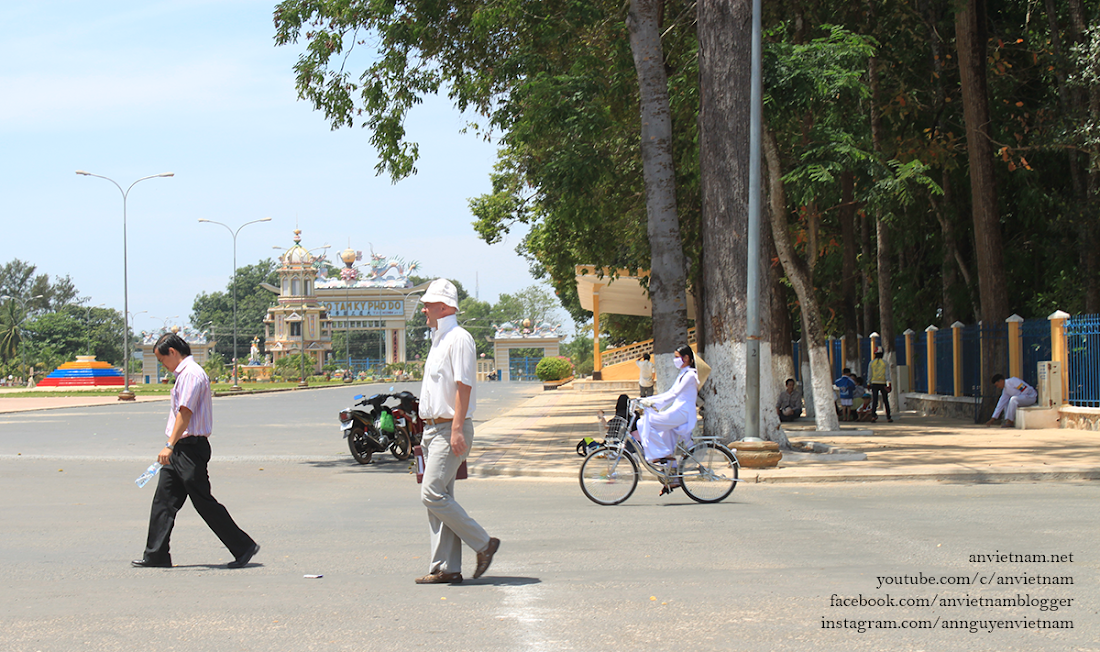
[354,394,364,400]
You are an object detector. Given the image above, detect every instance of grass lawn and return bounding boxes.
[0,379,384,399]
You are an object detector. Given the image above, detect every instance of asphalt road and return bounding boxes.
[0,388,1096,652]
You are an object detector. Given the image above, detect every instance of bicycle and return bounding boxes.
[579,399,740,505]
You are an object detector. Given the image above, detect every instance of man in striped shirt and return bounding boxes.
[132,333,259,569]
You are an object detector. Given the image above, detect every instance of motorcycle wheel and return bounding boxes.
[390,426,413,461]
[348,426,373,464]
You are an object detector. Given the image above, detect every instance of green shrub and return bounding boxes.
[535,356,574,382]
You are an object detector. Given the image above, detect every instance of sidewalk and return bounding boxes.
[5,386,1099,483]
[468,388,1100,483]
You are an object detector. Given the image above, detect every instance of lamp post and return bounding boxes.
[199,217,272,390]
[83,303,106,356]
[0,294,44,386]
[77,170,174,401]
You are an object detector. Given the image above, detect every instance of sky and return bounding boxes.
[0,0,544,337]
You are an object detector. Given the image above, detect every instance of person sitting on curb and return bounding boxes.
[776,378,803,422]
[985,374,1038,429]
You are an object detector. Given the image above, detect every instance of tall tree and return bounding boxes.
[191,260,280,361]
[627,0,690,384]
[698,0,785,442]
[955,0,1009,414]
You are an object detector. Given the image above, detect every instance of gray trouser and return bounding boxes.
[421,420,490,574]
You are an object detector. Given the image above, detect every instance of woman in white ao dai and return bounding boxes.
[638,345,698,463]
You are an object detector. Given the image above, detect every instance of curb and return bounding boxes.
[467,460,1100,484]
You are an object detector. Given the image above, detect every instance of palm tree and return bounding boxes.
[0,299,23,363]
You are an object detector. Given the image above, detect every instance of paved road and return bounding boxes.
[0,390,1096,651]
[0,381,540,461]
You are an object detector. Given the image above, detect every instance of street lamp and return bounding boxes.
[0,294,44,386]
[199,217,271,390]
[83,303,106,356]
[77,169,174,401]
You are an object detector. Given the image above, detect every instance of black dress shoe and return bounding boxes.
[227,543,260,569]
[131,558,172,568]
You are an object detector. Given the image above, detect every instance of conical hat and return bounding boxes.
[694,352,711,389]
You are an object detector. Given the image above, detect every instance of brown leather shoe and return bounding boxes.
[415,571,463,584]
[473,537,500,579]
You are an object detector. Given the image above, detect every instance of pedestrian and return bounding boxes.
[865,349,893,422]
[415,278,499,585]
[985,374,1038,428]
[132,332,259,569]
[636,353,656,398]
[834,368,856,422]
[775,378,803,422]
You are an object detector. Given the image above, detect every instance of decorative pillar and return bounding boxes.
[926,325,939,394]
[1005,314,1023,380]
[951,321,965,397]
[1049,310,1070,404]
[904,329,915,391]
[591,285,603,380]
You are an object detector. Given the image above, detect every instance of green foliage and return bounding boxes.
[273,353,311,380]
[535,355,573,381]
[203,353,227,381]
[190,260,279,362]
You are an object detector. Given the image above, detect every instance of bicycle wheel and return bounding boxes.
[579,446,639,505]
[679,443,738,503]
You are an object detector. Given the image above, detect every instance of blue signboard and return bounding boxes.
[322,299,405,318]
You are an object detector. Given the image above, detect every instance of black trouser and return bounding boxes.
[143,436,254,563]
[869,383,891,418]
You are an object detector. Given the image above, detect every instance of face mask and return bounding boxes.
[673,357,684,369]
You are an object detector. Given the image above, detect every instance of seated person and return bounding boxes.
[776,378,803,422]
[852,375,868,411]
[985,374,1038,428]
[638,345,699,464]
[854,377,875,421]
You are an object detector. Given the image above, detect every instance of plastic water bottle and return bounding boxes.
[135,462,163,488]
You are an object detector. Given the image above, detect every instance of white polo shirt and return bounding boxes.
[419,314,477,420]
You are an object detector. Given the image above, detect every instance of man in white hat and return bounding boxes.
[414,278,499,584]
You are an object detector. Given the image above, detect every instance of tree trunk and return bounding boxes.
[627,0,690,386]
[860,208,874,339]
[839,171,859,365]
[698,0,756,442]
[956,0,1009,416]
[764,126,840,432]
[867,38,896,374]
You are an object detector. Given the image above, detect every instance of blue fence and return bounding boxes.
[509,355,542,382]
[788,315,1100,408]
[912,336,928,393]
[960,324,983,397]
[1020,319,1052,390]
[1066,314,1100,407]
[934,329,954,395]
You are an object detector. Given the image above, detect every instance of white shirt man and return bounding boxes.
[415,278,499,585]
[986,374,1037,428]
[636,354,655,397]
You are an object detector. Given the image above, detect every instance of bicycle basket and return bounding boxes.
[605,415,630,442]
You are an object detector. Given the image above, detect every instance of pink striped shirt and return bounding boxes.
[165,355,214,438]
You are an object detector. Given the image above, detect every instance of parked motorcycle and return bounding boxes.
[339,391,424,464]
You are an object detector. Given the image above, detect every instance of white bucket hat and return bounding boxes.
[421,278,459,309]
